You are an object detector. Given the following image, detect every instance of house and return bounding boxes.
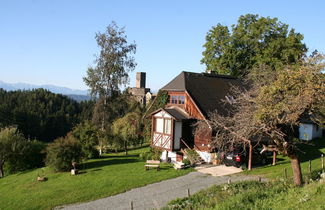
[299,120,323,141]
[150,71,242,163]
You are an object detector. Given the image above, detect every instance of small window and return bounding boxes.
[171,95,178,104]
[178,95,185,104]
[164,119,172,134]
[155,118,164,133]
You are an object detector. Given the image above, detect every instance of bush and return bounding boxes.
[184,149,201,165]
[72,121,99,159]
[5,140,46,174]
[45,134,82,172]
[182,158,191,166]
[139,148,162,161]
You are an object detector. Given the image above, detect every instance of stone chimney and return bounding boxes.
[136,72,146,88]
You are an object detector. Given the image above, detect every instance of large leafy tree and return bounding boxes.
[201,14,307,77]
[84,22,136,134]
[208,55,325,186]
[0,127,28,178]
[111,112,141,155]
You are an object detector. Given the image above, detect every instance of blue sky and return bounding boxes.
[1,0,324,92]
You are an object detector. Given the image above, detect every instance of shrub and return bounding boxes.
[5,140,46,174]
[72,121,99,159]
[139,148,162,161]
[45,134,82,172]
[184,149,201,165]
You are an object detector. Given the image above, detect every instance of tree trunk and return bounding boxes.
[124,141,128,155]
[272,151,277,166]
[289,154,303,186]
[248,143,253,171]
[0,161,4,178]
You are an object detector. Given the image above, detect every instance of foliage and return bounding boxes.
[182,158,191,166]
[184,149,201,165]
[208,55,325,186]
[84,21,136,131]
[201,14,307,77]
[0,127,29,177]
[5,140,46,175]
[72,121,99,159]
[143,90,169,142]
[45,134,82,172]
[111,112,141,154]
[0,147,192,210]
[0,88,93,142]
[139,147,162,160]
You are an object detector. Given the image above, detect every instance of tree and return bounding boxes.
[45,134,82,172]
[111,112,141,155]
[83,22,136,136]
[0,127,28,178]
[201,14,307,77]
[72,121,99,159]
[207,55,325,186]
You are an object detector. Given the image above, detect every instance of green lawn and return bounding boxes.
[164,180,325,210]
[0,147,192,210]
[163,137,325,210]
[245,137,325,182]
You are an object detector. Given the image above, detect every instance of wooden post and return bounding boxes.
[321,154,324,172]
[228,178,231,184]
[258,177,262,182]
[165,150,169,162]
[248,143,253,171]
[130,201,134,210]
[187,189,190,197]
[309,160,312,175]
[284,168,287,179]
[272,151,277,166]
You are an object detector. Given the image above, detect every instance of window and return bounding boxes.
[164,119,171,134]
[155,118,172,135]
[171,95,178,104]
[178,95,185,104]
[155,118,164,133]
[170,94,185,104]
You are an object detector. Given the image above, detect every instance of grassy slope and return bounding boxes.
[164,137,325,209]
[0,147,192,210]
[245,138,325,181]
[164,180,325,210]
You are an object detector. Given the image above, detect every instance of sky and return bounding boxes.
[1,0,325,92]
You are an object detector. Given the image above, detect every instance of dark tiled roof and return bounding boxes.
[164,107,190,120]
[162,71,243,118]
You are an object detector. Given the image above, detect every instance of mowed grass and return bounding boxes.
[164,180,325,210]
[245,137,325,181]
[163,137,325,210]
[0,147,192,210]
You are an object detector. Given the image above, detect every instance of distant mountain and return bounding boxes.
[67,94,92,102]
[0,80,90,101]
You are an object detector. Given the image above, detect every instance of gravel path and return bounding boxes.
[57,172,262,210]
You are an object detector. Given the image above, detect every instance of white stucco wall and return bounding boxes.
[299,123,323,141]
[161,150,177,163]
[197,151,212,163]
[174,122,182,150]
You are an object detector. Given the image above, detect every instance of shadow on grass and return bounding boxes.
[81,158,140,170]
[298,138,325,163]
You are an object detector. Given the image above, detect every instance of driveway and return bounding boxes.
[58,169,262,210]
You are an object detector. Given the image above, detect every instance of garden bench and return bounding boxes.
[145,160,160,171]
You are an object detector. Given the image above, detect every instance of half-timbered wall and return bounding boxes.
[152,111,173,151]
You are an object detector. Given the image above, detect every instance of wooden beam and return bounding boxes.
[272,151,277,166]
[248,143,253,171]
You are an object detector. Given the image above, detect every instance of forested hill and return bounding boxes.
[0,88,93,142]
